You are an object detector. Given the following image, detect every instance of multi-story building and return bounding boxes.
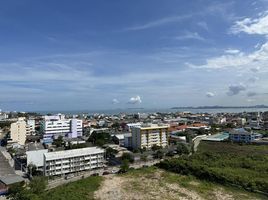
[43,147,105,176]
[40,114,82,143]
[26,119,35,135]
[229,128,262,143]
[131,123,169,149]
[262,111,268,130]
[10,118,27,145]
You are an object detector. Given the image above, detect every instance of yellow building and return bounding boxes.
[131,124,169,149]
[10,118,27,145]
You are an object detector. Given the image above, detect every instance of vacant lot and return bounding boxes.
[158,141,268,194]
[94,167,266,200]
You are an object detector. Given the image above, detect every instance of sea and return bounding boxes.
[35,108,268,116]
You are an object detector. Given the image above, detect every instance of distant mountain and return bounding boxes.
[171,105,268,109]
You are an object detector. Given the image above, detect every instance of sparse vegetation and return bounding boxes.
[158,141,268,194]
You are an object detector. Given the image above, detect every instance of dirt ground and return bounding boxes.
[94,170,251,200]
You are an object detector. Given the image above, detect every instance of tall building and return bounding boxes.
[40,114,82,143]
[26,119,35,135]
[43,147,105,176]
[10,118,27,145]
[131,123,169,149]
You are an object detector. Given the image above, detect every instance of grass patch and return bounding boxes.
[42,176,103,200]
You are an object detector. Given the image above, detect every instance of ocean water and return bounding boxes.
[36,107,268,115]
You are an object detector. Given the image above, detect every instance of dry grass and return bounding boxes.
[94,167,266,200]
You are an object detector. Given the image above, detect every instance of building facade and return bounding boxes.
[40,114,82,143]
[10,118,27,145]
[43,147,105,176]
[131,124,169,149]
[229,128,262,143]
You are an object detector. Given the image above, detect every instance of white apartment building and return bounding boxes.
[10,118,27,145]
[40,114,82,142]
[26,119,35,135]
[131,123,169,149]
[43,147,105,176]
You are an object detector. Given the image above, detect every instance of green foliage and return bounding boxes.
[120,159,130,172]
[176,143,190,155]
[121,152,134,163]
[7,177,47,200]
[157,142,268,194]
[140,154,148,162]
[29,177,47,195]
[154,150,164,159]
[151,144,162,152]
[52,136,64,147]
[105,147,118,158]
[88,132,112,147]
[42,176,103,200]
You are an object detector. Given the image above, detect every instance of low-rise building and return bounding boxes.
[26,143,48,171]
[229,128,262,143]
[44,147,105,176]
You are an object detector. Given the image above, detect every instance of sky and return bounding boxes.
[1,0,268,111]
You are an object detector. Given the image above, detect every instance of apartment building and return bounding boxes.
[131,123,169,149]
[43,147,105,176]
[40,114,82,143]
[10,118,27,145]
[26,119,35,135]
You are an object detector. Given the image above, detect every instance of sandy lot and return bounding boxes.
[94,169,253,200]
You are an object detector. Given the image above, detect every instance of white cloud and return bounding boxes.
[231,13,268,35]
[128,95,142,104]
[124,14,193,31]
[224,49,240,54]
[206,92,215,98]
[227,84,246,96]
[187,42,268,69]
[112,99,119,104]
[175,32,205,41]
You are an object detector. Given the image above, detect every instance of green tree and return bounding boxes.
[121,152,134,163]
[120,159,130,173]
[53,135,64,147]
[176,143,190,155]
[106,147,118,158]
[29,176,47,195]
[140,154,148,162]
[151,145,162,152]
[154,150,164,159]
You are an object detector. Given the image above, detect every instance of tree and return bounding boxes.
[27,164,37,177]
[88,132,112,146]
[7,182,41,200]
[120,159,129,173]
[176,143,190,155]
[106,147,118,158]
[140,154,148,162]
[151,145,162,152]
[53,135,64,147]
[121,152,134,163]
[29,177,47,195]
[154,150,164,159]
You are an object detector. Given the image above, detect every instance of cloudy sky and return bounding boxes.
[1,0,268,111]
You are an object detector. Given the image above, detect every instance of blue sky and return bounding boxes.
[1,0,268,111]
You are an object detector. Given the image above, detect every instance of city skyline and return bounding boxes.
[1,0,268,111]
